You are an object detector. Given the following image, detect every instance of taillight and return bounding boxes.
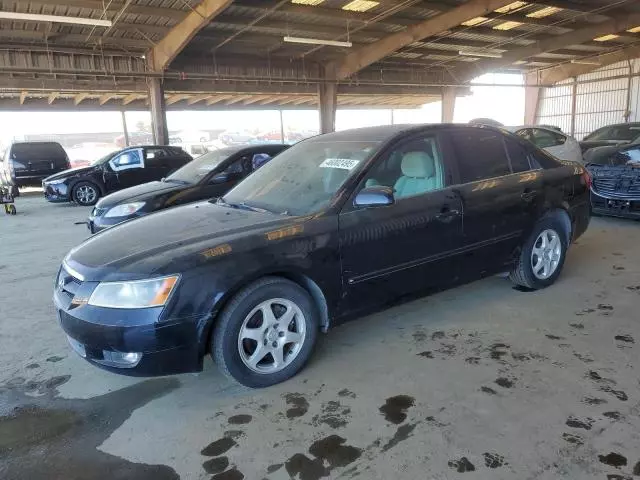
[581,169,592,189]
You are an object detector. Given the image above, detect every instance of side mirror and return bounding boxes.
[210,173,229,184]
[354,186,394,208]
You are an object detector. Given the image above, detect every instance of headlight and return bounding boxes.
[88,275,179,309]
[104,202,145,218]
[46,179,65,185]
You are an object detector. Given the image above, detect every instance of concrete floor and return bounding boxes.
[1,196,640,480]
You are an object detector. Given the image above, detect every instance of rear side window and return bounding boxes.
[504,138,531,173]
[11,143,67,161]
[532,128,566,148]
[450,129,511,183]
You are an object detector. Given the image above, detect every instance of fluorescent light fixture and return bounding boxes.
[291,0,324,5]
[494,1,527,14]
[342,0,379,12]
[0,11,112,27]
[459,49,503,58]
[284,36,352,47]
[462,16,488,26]
[627,26,640,33]
[513,60,527,65]
[571,59,601,65]
[493,21,522,31]
[527,6,561,18]
[594,34,619,42]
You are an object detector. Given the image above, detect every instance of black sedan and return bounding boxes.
[580,122,640,153]
[584,143,640,219]
[55,124,591,387]
[87,144,288,233]
[43,145,192,206]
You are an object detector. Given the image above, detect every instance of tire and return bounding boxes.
[509,214,569,290]
[11,185,19,197]
[72,181,100,206]
[212,277,319,388]
[10,205,16,215]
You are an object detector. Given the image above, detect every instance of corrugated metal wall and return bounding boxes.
[536,60,640,140]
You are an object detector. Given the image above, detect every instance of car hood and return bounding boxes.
[66,201,300,281]
[580,140,629,151]
[44,165,95,182]
[96,181,186,208]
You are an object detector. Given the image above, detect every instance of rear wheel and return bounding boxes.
[510,215,569,290]
[212,277,318,388]
[72,181,100,206]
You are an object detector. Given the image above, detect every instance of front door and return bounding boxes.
[339,132,463,314]
[104,148,146,192]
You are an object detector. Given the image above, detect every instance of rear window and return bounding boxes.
[449,129,511,183]
[11,143,67,161]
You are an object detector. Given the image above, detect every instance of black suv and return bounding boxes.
[43,145,192,206]
[1,142,71,193]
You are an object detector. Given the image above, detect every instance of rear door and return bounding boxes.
[339,131,464,313]
[446,128,543,274]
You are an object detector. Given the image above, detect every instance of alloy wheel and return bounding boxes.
[531,229,562,280]
[237,298,307,374]
[76,185,97,205]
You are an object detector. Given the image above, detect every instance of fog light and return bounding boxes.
[96,350,142,368]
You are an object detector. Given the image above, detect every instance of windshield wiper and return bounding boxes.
[163,178,189,184]
[216,198,287,215]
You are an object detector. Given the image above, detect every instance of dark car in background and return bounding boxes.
[584,144,640,219]
[580,122,640,153]
[1,142,70,194]
[87,144,288,233]
[55,124,590,387]
[43,145,192,206]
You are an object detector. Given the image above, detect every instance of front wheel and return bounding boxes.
[510,215,569,290]
[72,181,100,206]
[212,277,319,388]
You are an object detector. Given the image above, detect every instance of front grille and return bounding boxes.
[58,267,83,297]
[593,177,640,200]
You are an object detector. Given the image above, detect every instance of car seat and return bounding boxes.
[393,151,438,199]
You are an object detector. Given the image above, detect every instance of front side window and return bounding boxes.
[110,149,143,171]
[450,129,511,183]
[360,135,445,199]
[224,139,379,215]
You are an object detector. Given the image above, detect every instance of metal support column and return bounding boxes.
[147,77,169,145]
[570,78,577,137]
[121,110,130,147]
[279,110,285,143]
[524,85,541,125]
[441,87,456,123]
[318,65,337,134]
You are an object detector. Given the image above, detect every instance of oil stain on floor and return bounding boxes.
[0,376,180,480]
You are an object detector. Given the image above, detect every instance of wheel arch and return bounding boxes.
[541,205,572,243]
[200,268,331,358]
[70,178,106,197]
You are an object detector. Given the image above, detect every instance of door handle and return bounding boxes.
[435,206,460,222]
[521,190,536,202]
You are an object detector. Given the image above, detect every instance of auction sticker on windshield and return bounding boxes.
[319,158,361,170]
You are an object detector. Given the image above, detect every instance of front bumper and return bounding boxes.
[43,182,71,203]
[590,190,640,220]
[54,273,204,376]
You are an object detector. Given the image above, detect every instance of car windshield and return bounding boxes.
[222,138,379,215]
[585,125,640,142]
[167,148,239,183]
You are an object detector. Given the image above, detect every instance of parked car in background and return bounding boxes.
[43,145,192,206]
[172,130,211,143]
[506,126,583,164]
[67,142,118,168]
[171,143,210,158]
[115,132,153,148]
[583,144,640,219]
[219,131,255,145]
[55,124,590,386]
[87,144,288,233]
[580,122,640,153]
[1,142,70,193]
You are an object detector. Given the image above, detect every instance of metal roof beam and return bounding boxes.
[24,0,187,20]
[452,12,640,81]
[329,0,516,80]
[534,45,640,85]
[149,0,233,72]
